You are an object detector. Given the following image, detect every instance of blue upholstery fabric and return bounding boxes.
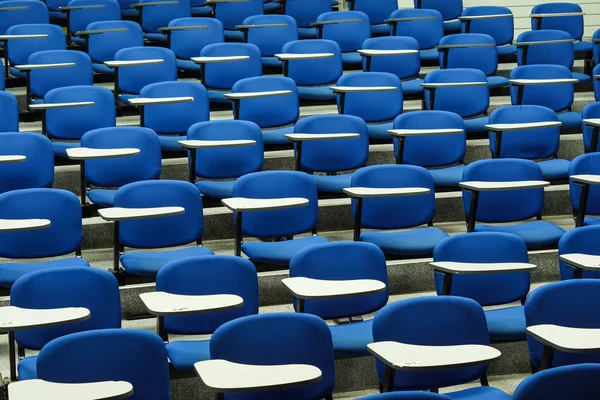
[513,364,600,400]
[584,217,600,226]
[572,72,591,83]
[371,24,389,36]
[285,0,331,38]
[243,15,297,63]
[87,189,116,207]
[429,166,465,187]
[158,135,185,152]
[420,48,439,61]
[195,180,236,199]
[208,90,230,104]
[569,153,600,218]
[341,52,362,65]
[0,1,48,37]
[329,319,373,357]
[0,258,90,288]
[574,41,593,53]
[261,57,281,67]
[176,59,201,72]
[367,121,394,140]
[361,228,449,256]
[487,76,509,88]
[137,0,190,36]
[474,221,565,248]
[497,45,517,56]
[86,21,144,71]
[242,236,329,265]
[485,306,526,341]
[298,27,317,39]
[558,111,582,129]
[167,340,210,372]
[120,246,214,277]
[261,125,295,145]
[463,116,489,133]
[391,8,443,52]
[17,356,37,380]
[0,132,53,194]
[537,159,570,180]
[401,79,424,94]
[558,225,600,280]
[311,174,352,193]
[359,393,451,400]
[443,19,461,34]
[191,5,211,15]
[224,30,244,41]
[297,85,337,101]
[446,387,511,400]
[144,33,166,42]
[317,11,370,59]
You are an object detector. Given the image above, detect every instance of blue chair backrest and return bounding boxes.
[232,171,318,237]
[201,42,262,90]
[358,393,452,400]
[0,1,48,35]
[86,21,144,64]
[351,165,436,230]
[462,159,545,223]
[67,0,121,34]
[232,76,299,128]
[416,0,462,21]
[214,0,262,31]
[569,152,600,216]
[513,364,600,400]
[188,120,264,180]
[0,132,53,193]
[0,188,82,258]
[531,2,584,40]
[336,72,403,122]
[139,81,209,135]
[510,65,574,113]
[138,0,190,33]
[168,17,223,60]
[114,46,177,95]
[81,126,161,188]
[210,313,335,400]
[294,114,369,173]
[37,329,170,400]
[289,241,389,319]
[0,92,18,131]
[488,105,560,160]
[157,255,258,334]
[11,267,121,350]
[6,24,65,66]
[317,11,370,53]
[390,9,443,49]
[594,64,600,101]
[29,50,92,99]
[352,0,397,26]
[243,15,297,57]
[438,33,498,76]
[424,68,489,118]
[372,296,490,390]
[582,102,600,151]
[45,85,116,141]
[393,110,465,168]
[361,36,420,80]
[281,39,342,86]
[460,6,513,47]
[114,180,204,249]
[594,29,600,66]
[285,0,331,29]
[525,280,600,368]
[559,225,600,280]
[517,29,574,69]
[433,232,530,305]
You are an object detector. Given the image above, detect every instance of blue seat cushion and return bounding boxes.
[263,2,279,11]
[72,36,85,45]
[191,5,212,15]
[443,19,461,34]
[574,41,593,53]
[93,63,115,75]
[242,235,330,265]
[474,221,565,248]
[87,189,117,207]
[537,159,570,181]
[497,44,517,57]
[224,30,244,41]
[446,386,511,400]
[9,67,25,79]
[166,340,210,372]
[367,121,393,140]
[487,76,509,89]
[195,180,235,199]
[208,90,230,104]
[0,257,90,288]
[360,227,449,256]
[401,79,424,95]
[370,24,389,37]
[329,319,373,357]
[261,56,282,68]
[557,111,582,129]
[144,33,167,42]
[428,165,465,187]
[262,125,295,145]
[177,59,201,72]
[49,11,66,19]
[298,27,317,39]
[158,135,186,152]
[52,141,80,157]
[420,48,439,61]
[311,173,352,193]
[118,93,138,106]
[120,8,138,17]
[463,116,489,133]
[573,72,591,83]
[485,305,526,341]
[18,356,37,380]
[584,216,600,226]
[121,246,214,277]
[341,52,362,65]
[298,85,337,101]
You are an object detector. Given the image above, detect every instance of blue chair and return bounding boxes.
[582,102,600,152]
[188,120,264,199]
[158,255,259,372]
[433,232,531,342]
[349,0,396,36]
[116,0,137,18]
[82,21,144,75]
[334,72,403,140]
[372,296,509,398]
[0,92,19,132]
[0,0,49,38]
[415,0,462,34]
[460,6,516,57]
[462,159,565,248]
[513,364,600,400]
[359,394,451,400]
[438,33,508,89]
[389,9,444,62]
[0,132,53,194]
[0,188,89,288]
[510,65,580,130]
[558,225,600,280]
[280,39,342,101]
[46,0,71,19]
[135,0,190,43]
[240,15,298,68]
[41,86,116,157]
[361,36,423,95]
[568,152,600,227]
[349,164,449,256]
[37,329,171,400]
[210,313,335,400]
[488,105,569,181]
[392,110,466,187]
[315,11,370,66]
[289,241,389,357]
[516,29,590,82]
[292,114,369,193]
[531,3,592,56]
[191,0,211,16]
[61,0,120,46]
[167,17,224,72]
[525,280,600,370]
[212,0,263,41]
[594,65,600,102]
[137,81,210,151]
[229,76,299,145]
[594,29,600,65]
[11,267,121,380]
[423,68,490,134]
[79,127,162,207]
[230,171,329,266]
[110,180,214,278]
[283,0,332,39]
[199,42,262,104]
